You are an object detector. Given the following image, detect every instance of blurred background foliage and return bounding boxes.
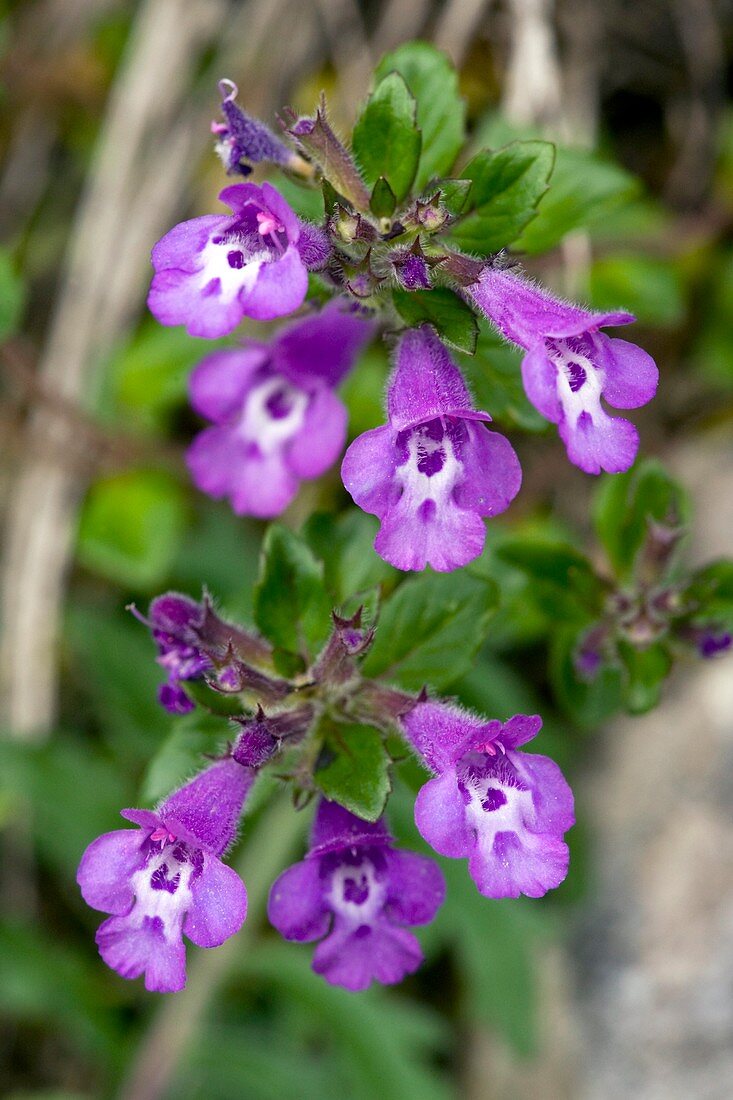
[1,1,733,1097]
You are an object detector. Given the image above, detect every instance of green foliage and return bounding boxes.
[691,248,733,388]
[141,711,229,803]
[617,640,672,714]
[685,559,733,628]
[593,460,689,582]
[0,247,26,339]
[589,254,685,326]
[236,943,452,1100]
[0,920,123,1067]
[375,42,465,191]
[303,510,396,604]
[254,525,332,658]
[392,286,478,353]
[65,602,169,765]
[353,72,422,204]
[101,323,219,431]
[516,147,640,253]
[450,141,555,254]
[370,175,397,218]
[430,177,472,216]
[362,571,497,689]
[314,719,391,821]
[495,538,604,619]
[76,469,187,589]
[549,625,624,728]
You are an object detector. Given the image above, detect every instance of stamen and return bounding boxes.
[256,210,284,237]
[150,826,176,847]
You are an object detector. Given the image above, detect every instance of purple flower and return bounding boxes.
[77,759,251,993]
[212,79,294,176]
[268,800,445,992]
[143,593,209,715]
[402,702,574,899]
[341,325,522,572]
[187,299,374,517]
[467,267,659,475]
[695,628,732,658]
[148,181,329,337]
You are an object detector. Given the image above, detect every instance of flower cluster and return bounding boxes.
[79,66,703,1000]
[78,590,575,994]
[143,78,659,574]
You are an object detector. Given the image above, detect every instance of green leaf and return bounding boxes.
[392,286,478,353]
[517,146,639,253]
[254,525,332,657]
[459,322,547,430]
[593,460,689,582]
[362,571,497,690]
[353,72,421,204]
[141,711,226,804]
[303,510,396,604]
[590,254,685,327]
[314,719,391,821]
[370,175,397,218]
[76,469,186,590]
[618,640,671,714]
[375,42,465,191]
[450,141,555,254]
[0,248,25,339]
[495,538,603,616]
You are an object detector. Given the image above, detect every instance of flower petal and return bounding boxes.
[468,829,569,899]
[414,770,472,858]
[183,855,248,947]
[148,265,251,338]
[77,829,145,915]
[189,347,268,422]
[150,215,231,273]
[521,345,562,422]
[383,850,445,925]
[453,423,522,517]
[559,407,639,475]
[268,858,331,942]
[238,245,308,321]
[508,750,575,835]
[602,337,659,410]
[96,913,186,993]
[498,714,543,750]
[374,491,487,572]
[402,700,495,772]
[470,268,634,347]
[286,388,347,478]
[273,299,373,388]
[312,921,423,991]
[341,426,402,519]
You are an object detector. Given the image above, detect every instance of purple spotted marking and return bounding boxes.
[566,361,587,392]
